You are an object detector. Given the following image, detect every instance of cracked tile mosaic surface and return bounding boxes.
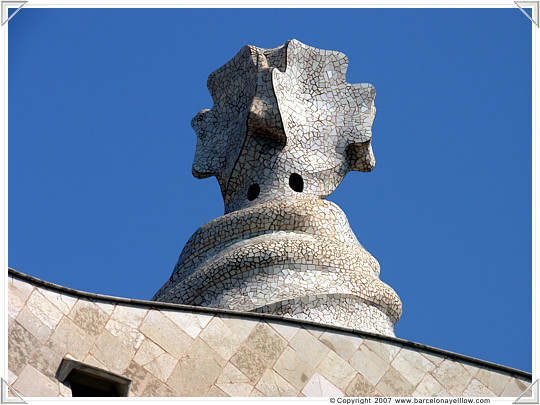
[8,275,532,397]
[153,39,400,336]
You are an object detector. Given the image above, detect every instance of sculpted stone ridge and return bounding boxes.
[191,38,376,214]
[154,39,402,336]
[153,199,377,295]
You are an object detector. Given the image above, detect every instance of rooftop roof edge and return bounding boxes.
[7,267,532,380]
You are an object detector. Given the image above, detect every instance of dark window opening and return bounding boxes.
[69,372,119,397]
[247,183,260,201]
[289,173,304,192]
[57,358,131,397]
[70,383,111,397]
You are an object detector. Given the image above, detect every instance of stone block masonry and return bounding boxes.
[8,269,531,398]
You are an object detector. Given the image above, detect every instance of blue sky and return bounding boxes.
[7,8,532,372]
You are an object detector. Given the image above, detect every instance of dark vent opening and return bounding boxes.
[69,371,119,397]
[247,184,260,201]
[57,358,131,397]
[289,173,304,192]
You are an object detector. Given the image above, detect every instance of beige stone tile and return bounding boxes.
[82,353,107,369]
[8,290,25,319]
[476,367,511,396]
[219,314,258,341]
[140,310,193,359]
[346,373,381,397]
[230,344,268,384]
[319,330,363,361]
[215,363,254,396]
[250,388,266,397]
[207,385,229,397]
[134,338,177,381]
[268,320,300,341]
[304,325,326,338]
[15,305,53,343]
[245,322,287,365]
[90,329,135,374]
[273,346,314,391]
[420,351,446,366]
[38,288,77,315]
[180,338,227,385]
[12,365,59,397]
[9,277,34,302]
[147,353,177,382]
[460,360,481,378]
[46,316,96,361]
[413,374,450,397]
[317,350,357,391]
[8,321,42,375]
[141,376,177,397]
[255,369,298,397]
[199,317,242,361]
[301,373,343,397]
[26,290,64,330]
[364,338,401,363]
[391,347,435,386]
[124,361,152,397]
[110,304,148,329]
[8,370,18,385]
[349,343,389,386]
[28,345,64,381]
[289,328,330,368]
[133,338,162,366]
[501,377,531,397]
[95,301,115,315]
[105,318,144,350]
[432,359,473,396]
[376,367,414,396]
[162,309,213,339]
[167,359,212,396]
[147,353,178,383]
[462,379,496,397]
[69,298,109,337]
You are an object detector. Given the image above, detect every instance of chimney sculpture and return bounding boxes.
[153,39,402,337]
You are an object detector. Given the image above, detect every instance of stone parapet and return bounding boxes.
[8,268,531,398]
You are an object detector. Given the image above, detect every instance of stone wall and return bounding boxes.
[7,269,531,398]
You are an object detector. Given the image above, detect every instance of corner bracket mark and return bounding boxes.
[514,379,539,404]
[1,1,26,26]
[0,378,26,404]
[515,1,540,27]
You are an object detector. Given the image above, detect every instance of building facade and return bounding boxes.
[8,269,532,398]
